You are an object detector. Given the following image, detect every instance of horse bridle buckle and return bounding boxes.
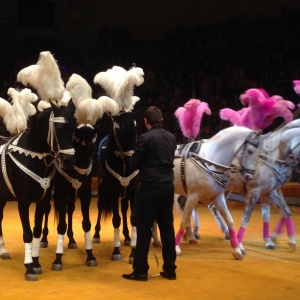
[120,178,130,187]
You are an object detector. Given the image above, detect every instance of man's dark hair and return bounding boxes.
[144,106,163,127]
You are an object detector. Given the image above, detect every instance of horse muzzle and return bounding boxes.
[240,167,256,182]
[58,153,76,169]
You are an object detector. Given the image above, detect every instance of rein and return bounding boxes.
[177,131,260,191]
[53,124,97,198]
[1,112,75,199]
[257,139,300,185]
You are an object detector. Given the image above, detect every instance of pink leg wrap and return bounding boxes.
[229,228,239,248]
[175,229,184,246]
[274,217,285,234]
[263,222,270,239]
[285,217,295,236]
[237,227,245,243]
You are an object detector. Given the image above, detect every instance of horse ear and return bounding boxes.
[50,100,59,114]
[67,98,76,115]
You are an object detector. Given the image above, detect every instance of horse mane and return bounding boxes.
[262,119,300,152]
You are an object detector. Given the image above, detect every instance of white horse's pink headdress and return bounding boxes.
[220,88,295,131]
[174,98,211,140]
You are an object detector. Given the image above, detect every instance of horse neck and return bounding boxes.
[19,113,50,152]
[74,143,94,168]
[279,129,300,160]
[200,128,249,166]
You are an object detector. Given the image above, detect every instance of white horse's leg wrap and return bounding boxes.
[85,231,92,250]
[114,228,121,247]
[130,226,137,248]
[24,243,33,264]
[32,238,40,257]
[56,234,64,254]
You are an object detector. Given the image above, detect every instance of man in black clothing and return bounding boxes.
[122,106,177,281]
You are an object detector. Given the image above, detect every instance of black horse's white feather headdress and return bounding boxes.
[94,65,144,112]
[66,73,120,125]
[17,51,65,103]
[0,88,38,134]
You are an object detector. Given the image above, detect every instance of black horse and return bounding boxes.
[93,111,139,263]
[0,102,76,281]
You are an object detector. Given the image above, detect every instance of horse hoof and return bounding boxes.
[241,249,247,255]
[152,241,162,248]
[25,274,38,281]
[129,257,134,264]
[52,263,63,271]
[40,241,48,248]
[92,238,100,244]
[112,254,122,261]
[189,239,198,244]
[288,242,297,251]
[232,248,243,260]
[68,243,78,249]
[124,240,131,246]
[86,260,97,267]
[270,234,279,242]
[224,232,230,240]
[194,233,201,240]
[266,244,276,250]
[0,253,11,260]
[33,267,42,275]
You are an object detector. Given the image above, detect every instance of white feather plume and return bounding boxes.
[65,73,120,125]
[17,51,65,102]
[0,88,38,134]
[94,65,144,112]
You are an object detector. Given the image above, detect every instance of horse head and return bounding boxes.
[47,101,76,169]
[236,129,263,181]
[110,111,137,155]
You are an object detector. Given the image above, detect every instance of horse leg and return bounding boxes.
[79,189,97,267]
[270,189,296,251]
[213,195,243,260]
[92,200,102,244]
[32,198,52,275]
[260,197,276,250]
[18,201,37,281]
[175,193,199,256]
[40,198,51,248]
[111,199,122,261]
[151,220,161,247]
[191,207,201,240]
[208,202,229,239]
[120,196,131,246]
[52,197,68,271]
[0,201,10,259]
[67,197,77,249]
[235,187,261,255]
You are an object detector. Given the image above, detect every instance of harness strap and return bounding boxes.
[179,142,199,194]
[105,160,139,188]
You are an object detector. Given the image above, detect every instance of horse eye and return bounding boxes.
[248,150,254,155]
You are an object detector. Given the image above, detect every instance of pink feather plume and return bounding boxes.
[220,88,295,130]
[174,98,211,139]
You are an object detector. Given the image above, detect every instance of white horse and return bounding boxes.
[174,126,263,260]
[208,119,300,253]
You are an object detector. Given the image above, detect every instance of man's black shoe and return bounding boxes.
[160,271,176,280]
[122,272,148,281]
